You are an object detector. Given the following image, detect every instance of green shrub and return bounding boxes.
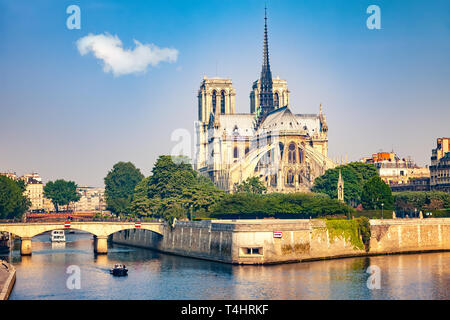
[352,210,392,219]
[325,217,371,252]
[210,192,354,219]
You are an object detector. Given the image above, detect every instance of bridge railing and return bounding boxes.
[0,219,23,223]
[0,217,163,224]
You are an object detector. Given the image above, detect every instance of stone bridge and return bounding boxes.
[0,221,165,255]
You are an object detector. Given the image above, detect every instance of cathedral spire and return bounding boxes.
[256,6,274,126]
[262,6,270,75]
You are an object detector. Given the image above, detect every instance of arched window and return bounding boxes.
[298,148,303,164]
[233,146,239,159]
[221,90,226,114]
[274,92,279,108]
[271,174,277,187]
[288,143,296,164]
[286,170,294,186]
[212,90,217,114]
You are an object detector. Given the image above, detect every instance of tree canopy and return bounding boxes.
[104,161,144,215]
[394,191,450,212]
[129,155,224,223]
[360,176,394,210]
[210,192,354,218]
[0,176,30,219]
[235,176,267,194]
[312,162,378,205]
[43,179,80,212]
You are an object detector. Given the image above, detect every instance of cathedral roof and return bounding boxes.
[216,114,255,137]
[259,106,304,132]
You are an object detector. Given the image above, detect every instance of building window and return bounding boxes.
[233,147,239,159]
[298,148,303,163]
[241,247,263,256]
[221,90,226,114]
[245,147,250,155]
[288,143,296,163]
[212,90,217,114]
[286,170,294,186]
[274,92,279,108]
[271,174,277,187]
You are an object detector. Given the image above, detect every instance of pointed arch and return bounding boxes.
[212,90,217,114]
[221,90,226,114]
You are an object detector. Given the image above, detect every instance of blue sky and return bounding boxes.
[1,0,449,186]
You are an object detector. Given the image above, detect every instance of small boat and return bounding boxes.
[110,264,128,276]
[50,230,66,242]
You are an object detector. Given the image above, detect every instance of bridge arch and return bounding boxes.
[0,222,165,255]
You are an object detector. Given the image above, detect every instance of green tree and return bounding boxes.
[235,177,267,194]
[104,161,144,216]
[210,192,353,218]
[347,162,378,182]
[129,155,223,222]
[312,162,378,205]
[44,179,81,212]
[0,176,30,219]
[393,191,450,213]
[15,179,26,193]
[361,176,394,210]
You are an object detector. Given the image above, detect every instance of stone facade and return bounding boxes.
[390,176,430,192]
[250,77,289,114]
[430,137,450,193]
[361,152,430,186]
[73,187,106,212]
[21,174,44,211]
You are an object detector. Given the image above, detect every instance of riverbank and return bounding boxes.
[9,233,450,299]
[112,218,450,265]
[0,260,16,300]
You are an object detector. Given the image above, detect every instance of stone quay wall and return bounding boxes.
[112,218,450,265]
[369,218,450,254]
[0,260,16,300]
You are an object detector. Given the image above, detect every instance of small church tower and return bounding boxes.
[337,169,344,202]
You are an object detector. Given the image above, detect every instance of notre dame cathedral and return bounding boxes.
[194,10,335,193]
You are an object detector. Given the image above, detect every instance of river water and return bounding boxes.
[2,232,449,300]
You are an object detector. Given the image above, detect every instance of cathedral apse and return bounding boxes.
[194,9,336,193]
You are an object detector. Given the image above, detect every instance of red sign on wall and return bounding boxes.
[273,231,282,238]
[135,222,141,228]
[64,221,71,228]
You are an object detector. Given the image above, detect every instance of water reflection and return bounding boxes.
[3,233,449,300]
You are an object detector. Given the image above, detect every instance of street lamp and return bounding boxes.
[381,203,384,219]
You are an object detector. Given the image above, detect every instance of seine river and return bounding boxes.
[2,232,449,300]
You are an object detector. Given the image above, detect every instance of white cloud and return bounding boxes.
[76,33,178,76]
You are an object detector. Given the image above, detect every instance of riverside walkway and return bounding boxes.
[0,260,16,300]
